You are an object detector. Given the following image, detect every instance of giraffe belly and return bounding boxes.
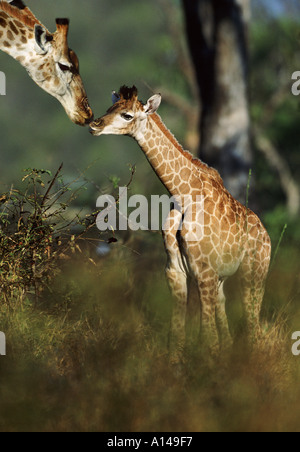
[217,240,245,277]
[218,259,241,278]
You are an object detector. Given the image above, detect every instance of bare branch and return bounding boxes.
[157,0,198,100]
[255,131,300,217]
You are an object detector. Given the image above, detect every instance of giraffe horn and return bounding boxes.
[55,18,69,37]
[9,0,26,9]
[118,85,138,101]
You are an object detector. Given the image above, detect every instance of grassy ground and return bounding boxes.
[0,235,299,432]
[0,172,300,432]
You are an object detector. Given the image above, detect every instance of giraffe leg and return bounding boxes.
[240,282,260,346]
[216,279,232,350]
[180,221,223,355]
[197,270,220,354]
[163,209,188,364]
[238,258,269,347]
[186,277,201,348]
[238,225,271,347]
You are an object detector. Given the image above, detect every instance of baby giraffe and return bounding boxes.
[90,86,271,362]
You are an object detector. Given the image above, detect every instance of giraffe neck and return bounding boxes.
[134,113,216,204]
[0,3,46,72]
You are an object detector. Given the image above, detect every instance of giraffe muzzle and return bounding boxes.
[72,107,93,126]
[81,98,94,122]
[89,118,104,136]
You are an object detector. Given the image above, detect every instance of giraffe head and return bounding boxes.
[31,18,93,125]
[90,86,161,136]
[0,1,93,125]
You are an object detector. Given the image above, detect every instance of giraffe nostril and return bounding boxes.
[89,118,105,135]
[91,118,103,128]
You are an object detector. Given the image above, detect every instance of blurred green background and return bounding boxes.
[0,0,188,204]
[0,0,299,243]
[0,0,300,433]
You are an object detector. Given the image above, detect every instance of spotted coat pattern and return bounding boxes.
[90,86,272,362]
[0,0,92,125]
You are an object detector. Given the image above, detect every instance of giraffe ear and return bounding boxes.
[34,25,53,55]
[144,94,162,115]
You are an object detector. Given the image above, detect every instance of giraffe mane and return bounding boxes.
[150,112,224,186]
[0,1,48,32]
[115,85,224,186]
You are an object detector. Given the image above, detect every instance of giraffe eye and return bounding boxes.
[121,113,134,121]
[58,63,70,72]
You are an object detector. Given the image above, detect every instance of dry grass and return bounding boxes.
[0,246,299,432]
[0,171,300,432]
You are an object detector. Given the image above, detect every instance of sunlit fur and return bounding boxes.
[91,86,272,362]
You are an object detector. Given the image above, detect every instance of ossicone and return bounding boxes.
[55,18,70,36]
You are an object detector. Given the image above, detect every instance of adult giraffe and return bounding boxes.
[0,0,93,125]
[90,86,271,362]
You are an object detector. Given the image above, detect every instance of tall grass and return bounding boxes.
[0,170,299,432]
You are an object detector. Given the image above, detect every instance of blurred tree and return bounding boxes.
[181,0,252,202]
[249,15,300,218]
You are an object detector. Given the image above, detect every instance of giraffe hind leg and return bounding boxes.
[238,224,272,346]
[238,258,270,347]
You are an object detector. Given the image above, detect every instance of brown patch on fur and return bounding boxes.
[7,29,13,40]
[0,16,7,27]
[69,49,79,71]
[150,112,224,186]
[9,20,19,35]
[113,85,225,188]
[0,1,48,32]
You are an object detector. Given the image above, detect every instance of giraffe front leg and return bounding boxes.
[165,259,188,364]
[216,279,233,351]
[163,210,188,364]
[197,272,220,355]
